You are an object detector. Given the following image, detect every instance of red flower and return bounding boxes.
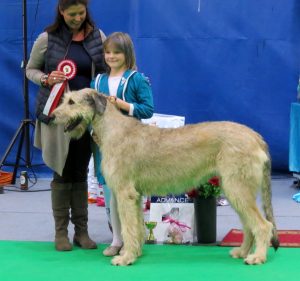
[208,176,219,186]
[187,176,221,199]
[186,189,198,198]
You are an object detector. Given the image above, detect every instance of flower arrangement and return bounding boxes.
[187,176,221,199]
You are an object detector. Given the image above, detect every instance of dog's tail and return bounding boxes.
[261,157,280,251]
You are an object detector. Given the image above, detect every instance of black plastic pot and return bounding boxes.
[194,196,217,243]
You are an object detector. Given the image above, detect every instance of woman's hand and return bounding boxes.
[48,71,66,86]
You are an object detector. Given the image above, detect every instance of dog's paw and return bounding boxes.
[244,254,266,265]
[111,254,136,266]
[230,247,247,259]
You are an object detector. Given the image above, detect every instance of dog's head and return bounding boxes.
[51,88,107,139]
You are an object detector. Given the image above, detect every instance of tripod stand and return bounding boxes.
[0,0,36,185]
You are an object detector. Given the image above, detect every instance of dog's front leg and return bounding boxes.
[111,186,143,266]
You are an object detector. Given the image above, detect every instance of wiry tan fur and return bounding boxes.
[52,88,279,266]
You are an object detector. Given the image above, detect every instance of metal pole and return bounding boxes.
[22,0,31,166]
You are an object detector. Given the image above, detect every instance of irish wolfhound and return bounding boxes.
[51,88,279,266]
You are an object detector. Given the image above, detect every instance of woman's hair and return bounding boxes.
[45,0,94,33]
[103,32,137,71]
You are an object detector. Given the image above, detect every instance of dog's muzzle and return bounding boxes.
[64,116,83,132]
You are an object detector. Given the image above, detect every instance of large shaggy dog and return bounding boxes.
[51,88,279,266]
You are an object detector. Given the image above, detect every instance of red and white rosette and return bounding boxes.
[43,60,77,116]
[57,59,77,80]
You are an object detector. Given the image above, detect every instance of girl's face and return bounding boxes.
[60,4,86,32]
[104,46,126,74]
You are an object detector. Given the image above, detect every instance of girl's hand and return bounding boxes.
[92,132,101,145]
[107,96,117,104]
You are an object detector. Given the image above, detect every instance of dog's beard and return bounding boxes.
[64,116,83,132]
[64,116,88,139]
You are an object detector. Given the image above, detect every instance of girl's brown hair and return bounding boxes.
[103,32,137,71]
[45,0,94,33]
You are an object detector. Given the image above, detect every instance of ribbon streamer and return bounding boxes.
[43,60,76,116]
[43,81,67,116]
[163,216,191,232]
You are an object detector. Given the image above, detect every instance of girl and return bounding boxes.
[91,32,154,256]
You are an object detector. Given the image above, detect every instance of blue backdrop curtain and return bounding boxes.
[0,0,299,176]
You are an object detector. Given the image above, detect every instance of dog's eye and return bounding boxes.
[68,99,75,105]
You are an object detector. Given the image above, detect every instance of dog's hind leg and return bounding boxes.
[223,180,273,265]
[111,184,144,266]
[224,187,255,259]
[230,224,254,259]
[242,210,273,265]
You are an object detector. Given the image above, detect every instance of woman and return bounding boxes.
[26,0,106,251]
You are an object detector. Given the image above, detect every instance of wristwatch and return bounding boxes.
[40,74,49,87]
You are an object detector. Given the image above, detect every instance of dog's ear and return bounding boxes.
[91,91,107,114]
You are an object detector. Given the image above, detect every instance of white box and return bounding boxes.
[142,113,185,128]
